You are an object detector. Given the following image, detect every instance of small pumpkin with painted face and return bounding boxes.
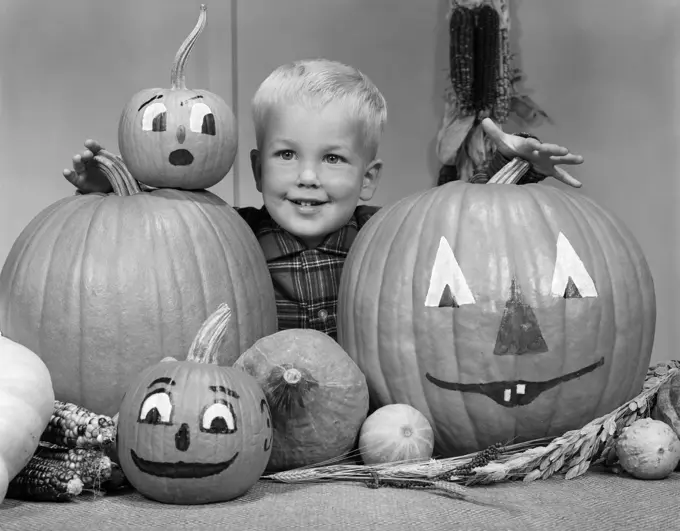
[116,304,273,505]
[118,5,237,190]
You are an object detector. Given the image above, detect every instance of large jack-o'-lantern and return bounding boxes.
[337,179,655,457]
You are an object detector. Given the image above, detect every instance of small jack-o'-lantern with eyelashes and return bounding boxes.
[118,5,237,190]
[338,176,656,457]
[117,304,272,505]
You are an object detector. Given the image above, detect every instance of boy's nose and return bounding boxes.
[298,168,320,186]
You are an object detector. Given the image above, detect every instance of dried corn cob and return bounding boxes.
[449,4,475,116]
[494,27,513,122]
[7,457,83,502]
[35,443,113,489]
[41,400,116,449]
[472,4,500,115]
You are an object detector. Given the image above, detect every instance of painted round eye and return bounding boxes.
[138,390,173,425]
[189,102,215,135]
[142,102,167,132]
[200,401,236,434]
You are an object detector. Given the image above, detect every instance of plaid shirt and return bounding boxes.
[237,205,379,340]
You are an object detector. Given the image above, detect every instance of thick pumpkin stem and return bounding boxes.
[171,4,207,90]
[91,150,143,196]
[186,303,232,365]
[486,157,531,185]
[263,364,320,419]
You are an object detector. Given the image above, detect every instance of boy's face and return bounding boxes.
[250,101,382,248]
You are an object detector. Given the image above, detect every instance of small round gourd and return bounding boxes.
[0,334,55,504]
[118,5,237,190]
[615,418,680,480]
[359,404,434,465]
[234,329,369,472]
[116,304,273,505]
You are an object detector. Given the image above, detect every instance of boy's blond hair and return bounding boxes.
[251,59,387,159]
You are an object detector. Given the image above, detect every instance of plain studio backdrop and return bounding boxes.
[0,0,678,364]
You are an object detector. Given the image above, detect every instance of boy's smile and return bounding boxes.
[251,101,382,249]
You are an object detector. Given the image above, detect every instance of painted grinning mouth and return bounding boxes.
[425,357,605,407]
[130,449,239,478]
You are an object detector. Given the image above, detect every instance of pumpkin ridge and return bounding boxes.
[418,186,466,448]
[0,197,72,336]
[509,187,564,436]
[586,193,652,404]
[188,198,272,359]
[585,192,656,396]
[559,190,619,419]
[377,193,423,407]
[559,189,608,425]
[529,188,598,434]
[510,187,564,433]
[166,199,212,342]
[450,183,483,448]
[38,198,92,394]
[76,198,111,400]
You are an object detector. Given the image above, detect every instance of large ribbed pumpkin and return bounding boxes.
[0,154,277,417]
[337,180,656,457]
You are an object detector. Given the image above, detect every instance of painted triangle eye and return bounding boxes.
[425,236,475,308]
[551,233,598,298]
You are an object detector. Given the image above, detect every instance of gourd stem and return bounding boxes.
[263,364,320,418]
[92,150,143,196]
[186,303,232,365]
[283,368,303,385]
[486,157,531,185]
[171,4,207,90]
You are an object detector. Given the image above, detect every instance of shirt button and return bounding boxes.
[318,309,328,321]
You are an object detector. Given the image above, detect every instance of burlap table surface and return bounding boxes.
[1,466,678,530]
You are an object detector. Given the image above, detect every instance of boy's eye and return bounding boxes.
[324,154,345,164]
[276,150,296,161]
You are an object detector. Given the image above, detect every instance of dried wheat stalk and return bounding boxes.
[261,362,680,497]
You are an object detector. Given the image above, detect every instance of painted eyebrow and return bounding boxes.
[138,94,164,111]
[209,385,240,399]
[148,377,175,388]
[181,95,204,106]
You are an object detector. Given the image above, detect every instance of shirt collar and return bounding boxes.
[256,208,361,261]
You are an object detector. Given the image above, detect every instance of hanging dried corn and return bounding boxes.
[436,0,548,184]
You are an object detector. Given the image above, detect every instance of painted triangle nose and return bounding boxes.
[493,278,548,356]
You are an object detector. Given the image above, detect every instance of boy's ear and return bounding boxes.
[250,149,263,192]
[359,159,383,201]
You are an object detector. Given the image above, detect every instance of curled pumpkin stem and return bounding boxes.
[171,4,207,90]
[91,151,143,196]
[186,303,232,365]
